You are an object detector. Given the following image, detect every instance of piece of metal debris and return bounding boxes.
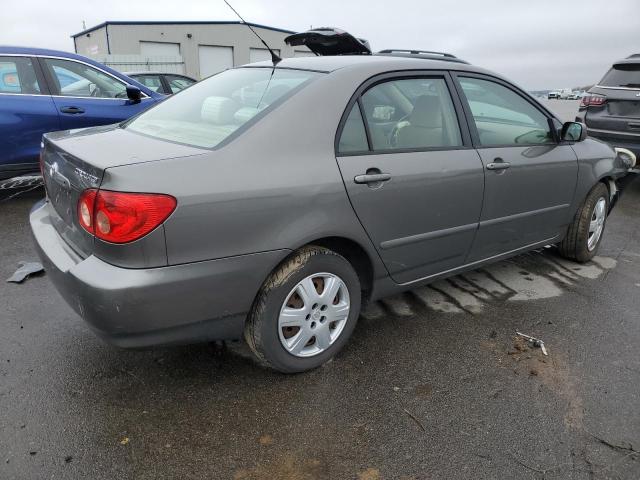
[516,331,548,356]
[7,261,44,283]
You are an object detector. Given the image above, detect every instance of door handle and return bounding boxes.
[354,173,392,184]
[486,159,511,171]
[60,107,85,114]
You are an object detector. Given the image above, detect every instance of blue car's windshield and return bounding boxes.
[126,67,321,148]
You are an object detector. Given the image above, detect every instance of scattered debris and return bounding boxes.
[516,331,548,356]
[402,408,426,432]
[64,455,73,463]
[413,384,433,398]
[258,435,273,446]
[358,468,381,480]
[7,261,44,283]
[392,386,400,392]
[119,437,129,446]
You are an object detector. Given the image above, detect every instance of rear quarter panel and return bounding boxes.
[569,138,627,212]
[100,67,390,281]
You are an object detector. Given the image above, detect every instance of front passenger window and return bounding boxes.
[459,77,554,146]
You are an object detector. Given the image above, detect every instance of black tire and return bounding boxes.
[558,182,609,262]
[245,246,361,373]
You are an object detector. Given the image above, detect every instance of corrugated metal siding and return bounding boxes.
[73,26,109,56]
[90,54,186,74]
[99,23,310,79]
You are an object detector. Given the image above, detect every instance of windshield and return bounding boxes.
[600,64,640,89]
[126,68,321,148]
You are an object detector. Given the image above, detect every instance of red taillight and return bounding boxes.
[78,189,176,244]
[78,189,98,233]
[580,94,607,107]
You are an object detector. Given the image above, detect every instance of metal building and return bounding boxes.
[71,21,313,79]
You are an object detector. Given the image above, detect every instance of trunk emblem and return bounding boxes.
[636,92,640,97]
[74,167,99,185]
[48,162,58,178]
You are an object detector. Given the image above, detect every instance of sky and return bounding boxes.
[1,0,638,90]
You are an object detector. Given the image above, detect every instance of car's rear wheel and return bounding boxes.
[558,182,609,262]
[245,246,361,373]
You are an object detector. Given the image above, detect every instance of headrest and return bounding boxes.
[409,95,443,128]
[201,96,239,124]
[233,106,260,124]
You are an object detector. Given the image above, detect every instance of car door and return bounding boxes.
[0,55,59,177]
[453,74,579,262]
[39,57,155,130]
[336,73,485,284]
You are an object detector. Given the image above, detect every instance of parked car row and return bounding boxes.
[547,89,586,100]
[30,29,634,373]
[0,47,196,182]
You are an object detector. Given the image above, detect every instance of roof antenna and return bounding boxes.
[223,0,282,65]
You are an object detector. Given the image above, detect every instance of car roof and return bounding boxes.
[613,56,640,67]
[125,71,195,79]
[0,46,94,60]
[246,54,490,75]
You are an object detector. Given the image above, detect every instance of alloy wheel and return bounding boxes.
[278,273,350,357]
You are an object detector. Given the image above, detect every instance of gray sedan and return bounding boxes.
[31,54,634,373]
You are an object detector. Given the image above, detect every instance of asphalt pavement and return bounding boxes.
[1,136,639,478]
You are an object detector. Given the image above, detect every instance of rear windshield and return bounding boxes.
[600,64,640,88]
[126,68,321,148]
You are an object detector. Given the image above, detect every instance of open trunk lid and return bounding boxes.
[285,28,371,56]
[41,125,206,257]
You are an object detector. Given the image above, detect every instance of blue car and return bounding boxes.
[0,47,164,181]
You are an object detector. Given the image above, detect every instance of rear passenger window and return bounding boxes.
[459,77,554,146]
[0,57,41,94]
[134,75,163,93]
[360,78,462,151]
[338,103,369,153]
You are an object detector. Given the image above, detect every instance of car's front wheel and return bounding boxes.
[558,182,609,262]
[245,246,361,373]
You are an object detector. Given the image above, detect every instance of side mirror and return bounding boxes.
[126,85,142,104]
[561,121,587,142]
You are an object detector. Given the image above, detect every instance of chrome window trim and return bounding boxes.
[0,92,48,97]
[588,127,640,138]
[0,91,152,101]
[594,84,640,92]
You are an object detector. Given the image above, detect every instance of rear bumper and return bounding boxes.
[30,199,289,348]
[585,128,640,159]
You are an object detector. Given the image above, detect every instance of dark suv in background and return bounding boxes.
[577,54,640,162]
